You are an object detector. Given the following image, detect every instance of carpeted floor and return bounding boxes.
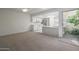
[0,32,79,51]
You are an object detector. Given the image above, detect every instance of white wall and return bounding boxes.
[42,27,59,37]
[58,9,63,37]
[0,9,31,36]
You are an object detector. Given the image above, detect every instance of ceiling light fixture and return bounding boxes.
[22,8,28,12]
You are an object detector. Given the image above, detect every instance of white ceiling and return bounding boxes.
[14,8,78,14]
[1,8,78,15]
[8,8,50,14]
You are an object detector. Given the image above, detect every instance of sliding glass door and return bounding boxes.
[63,10,79,36]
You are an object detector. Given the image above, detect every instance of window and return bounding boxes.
[63,10,79,34]
[63,10,77,27]
[32,11,59,28]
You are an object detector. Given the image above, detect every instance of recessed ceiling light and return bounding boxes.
[22,8,28,12]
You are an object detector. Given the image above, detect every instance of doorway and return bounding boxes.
[63,10,79,46]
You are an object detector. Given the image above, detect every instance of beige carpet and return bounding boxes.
[0,32,79,51]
